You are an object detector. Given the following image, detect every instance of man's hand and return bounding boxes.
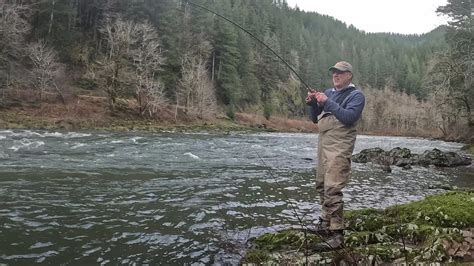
[306,90,318,105]
[315,92,328,104]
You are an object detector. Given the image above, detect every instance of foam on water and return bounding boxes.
[0,130,92,139]
[183,152,200,159]
[70,143,87,149]
[9,139,45,152]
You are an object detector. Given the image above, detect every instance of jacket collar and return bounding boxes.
[332,83,355,92]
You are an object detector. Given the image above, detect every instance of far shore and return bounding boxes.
[0,98,471,146]
[0,108,444,138]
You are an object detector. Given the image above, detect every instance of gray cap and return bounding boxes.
[329,61,353,73]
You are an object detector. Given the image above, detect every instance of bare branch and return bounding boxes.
[27,40,63,103]
[178,53,217,119]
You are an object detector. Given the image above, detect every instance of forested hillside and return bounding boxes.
[0,0,472,139]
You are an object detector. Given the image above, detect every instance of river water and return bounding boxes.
[0,130,472,264]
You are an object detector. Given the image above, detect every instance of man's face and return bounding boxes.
[332,70,352,89]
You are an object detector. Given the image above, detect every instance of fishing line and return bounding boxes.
[256,152,355,262]
[183,0,314,92]
[256,152,307,228]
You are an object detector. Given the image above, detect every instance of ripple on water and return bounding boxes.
[125,233,184,246]
[1,250,59,261]
[189,220,224,232]
[30,242,54,249]
[24,220,43,227]
[0,152,8,159]
[213,200,287,210]
[83,247,102,257]
[70,143,87,149]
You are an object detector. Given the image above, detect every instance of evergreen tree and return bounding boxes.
[257,32,280,117]
[238,33,260,108]
[31,0,77,60]
[150,0,184,97]
[213,2,242,107]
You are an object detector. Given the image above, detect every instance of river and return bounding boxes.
[0,130,471,264]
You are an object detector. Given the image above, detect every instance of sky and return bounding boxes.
[286,0,449,35]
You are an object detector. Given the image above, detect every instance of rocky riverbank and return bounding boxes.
[242,191,474,264]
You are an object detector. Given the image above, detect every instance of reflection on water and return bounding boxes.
[0,130,471,264]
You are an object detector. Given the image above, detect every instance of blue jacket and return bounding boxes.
[309,85,365,126]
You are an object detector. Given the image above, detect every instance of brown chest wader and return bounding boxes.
[315,88,357,230]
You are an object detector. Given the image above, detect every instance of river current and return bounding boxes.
[0,130,471,264]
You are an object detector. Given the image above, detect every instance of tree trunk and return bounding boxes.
[53,83,66,105]
[463,96,473,127]
[211,51,215,82]
[48,0,56,37]
[174,90,179,122]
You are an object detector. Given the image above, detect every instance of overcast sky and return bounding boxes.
[286,0,449,34]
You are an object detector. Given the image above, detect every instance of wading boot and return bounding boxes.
[307,218,330,236]
[310,230,344,252]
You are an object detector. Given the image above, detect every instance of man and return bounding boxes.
[305,61,365,250]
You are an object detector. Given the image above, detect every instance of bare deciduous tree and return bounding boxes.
[0,1,30,88]
[131,22,166,117]
[95,17,135,109]
[193,58,217,119]
[178,54,217,120]
[0,1,29,57]
[89,16,167,116]
[144,78,167,118]
[27,40,64,103]
[359,86,438,136]
[176,8,216,120]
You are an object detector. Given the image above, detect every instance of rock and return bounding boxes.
[352,147,471,168]
[388,147,411,158]
[419,148,472,167]
[428,182,456,190]
[381,164,392,173]
[352,147,385,163]
[394,158,411,167]
[445,151,472,166]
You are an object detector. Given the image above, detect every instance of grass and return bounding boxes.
[462,144,474,155]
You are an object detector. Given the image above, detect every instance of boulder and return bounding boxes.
[352,147,385,163]
[352,147,471,168]
[420,148,471,167]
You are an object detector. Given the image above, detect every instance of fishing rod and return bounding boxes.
[183,0,314,92]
